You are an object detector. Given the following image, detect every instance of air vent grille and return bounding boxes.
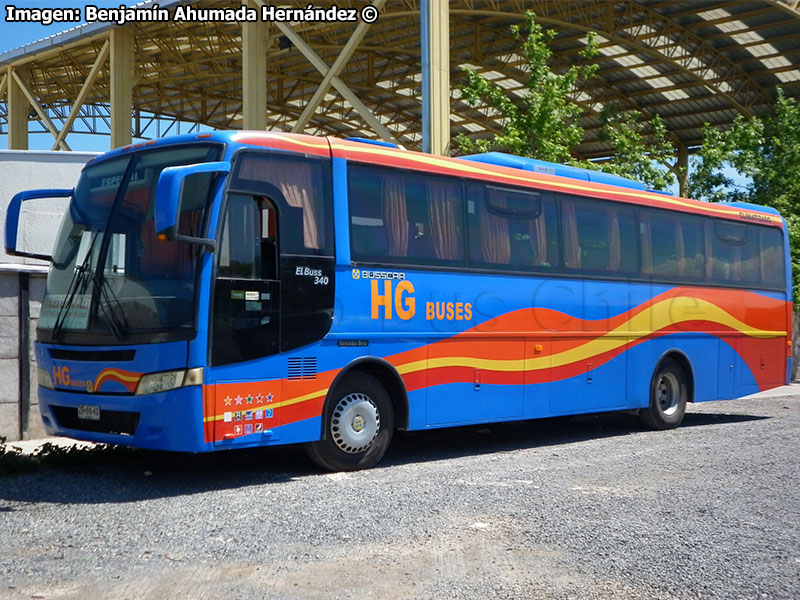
[288,357,318,380]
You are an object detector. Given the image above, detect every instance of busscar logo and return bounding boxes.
[738,211,774,224]
[356,270,406,280]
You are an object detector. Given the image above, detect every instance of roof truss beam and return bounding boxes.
[10,68,71,150]
[261,1,398,144]
[52,40,109,150]
[292,0,386,133]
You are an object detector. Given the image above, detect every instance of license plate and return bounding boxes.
[77,405,101,421]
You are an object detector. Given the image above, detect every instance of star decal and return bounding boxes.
[235,395,243,405]
[267,393,274,403]
[255,393,264,404]
[223,396,232,406]
[246,395,253,404]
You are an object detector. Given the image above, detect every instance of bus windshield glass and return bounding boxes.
[39,144,222,344]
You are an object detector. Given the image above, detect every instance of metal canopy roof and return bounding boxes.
[1,0,799,158]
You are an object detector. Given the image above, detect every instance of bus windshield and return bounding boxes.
[39,144,222,344]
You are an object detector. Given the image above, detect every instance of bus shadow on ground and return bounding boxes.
[0,410,769,506]
[381,410,770,467]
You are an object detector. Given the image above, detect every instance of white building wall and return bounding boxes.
[0,151,98,441]
[0,150,98,266]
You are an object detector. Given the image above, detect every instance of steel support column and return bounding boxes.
[110,27,133,149]
[11,69,71,151]
[7,66,29,150]
[242,5,267,131]
[421,0,450,155]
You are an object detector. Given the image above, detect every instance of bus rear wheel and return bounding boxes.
[306,373,394,471]
[640,358,688,430]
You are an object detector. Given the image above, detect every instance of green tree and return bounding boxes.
[689,89,800,303]
[689,89,800,213]
[457,11,676,191]
[596,107,677,192]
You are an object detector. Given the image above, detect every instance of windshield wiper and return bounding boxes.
[51,243,97,341]
[95,277,130,341]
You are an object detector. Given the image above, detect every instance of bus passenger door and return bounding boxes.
[209,194,282,444]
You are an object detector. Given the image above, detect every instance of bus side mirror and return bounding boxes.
[154,161,230,250]
[5,188,74,260]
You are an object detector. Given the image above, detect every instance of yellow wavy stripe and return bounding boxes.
[204,387,329,423]
[204,297,784,424]
[233,132,329,151]
[97,369,141,383]
[395,356,522,374]
[330,141,781,225]
[398,297,784,375]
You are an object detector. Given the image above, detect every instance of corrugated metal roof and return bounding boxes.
[0,0,798,156]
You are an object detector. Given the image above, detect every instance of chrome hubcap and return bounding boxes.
[330,392,380,454]
[656,373,680,416]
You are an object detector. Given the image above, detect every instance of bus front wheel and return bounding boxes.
[640,358,687,430]
[306,373,394,471]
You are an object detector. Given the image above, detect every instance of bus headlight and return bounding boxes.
[136,367,203,395]
[37,367,54,390]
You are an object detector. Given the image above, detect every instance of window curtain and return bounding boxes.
[608,209,621,271]
[640,212,653,273]
[704,222,714,279]
[730,245,742,281]
[759,230,769,283]
[382,175,409,257]
[562,201,580,268]
[674,217,686,275]
[480,191,510,264]
[427,181,461,260]
[239,158,321,250]
[528,213,548,266]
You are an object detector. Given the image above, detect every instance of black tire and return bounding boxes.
[640,358,688,430]
[306,373,394,471]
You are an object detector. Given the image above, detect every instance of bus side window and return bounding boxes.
[468,183,558,270]
[563,196,635,274]
[640,208,704,280]
[259,200,278,280]
[760,227,785,286]
[707,221,760,283]
[218,194,275,280]
[349,170,388,258]
[232,154,332,256]
[348,165,465,267]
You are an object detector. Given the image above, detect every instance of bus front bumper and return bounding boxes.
[37,385,210,453]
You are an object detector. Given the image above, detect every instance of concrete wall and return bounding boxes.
[0,151,95,441]
[0,267,46,441]
[0,150,97,266]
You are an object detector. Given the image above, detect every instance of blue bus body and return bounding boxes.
[8,132,788,468]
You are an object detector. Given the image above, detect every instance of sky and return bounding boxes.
[0,2,747,195]
[0,1,153,152]
[0,1,127,54]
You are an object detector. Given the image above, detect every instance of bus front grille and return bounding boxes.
[49,349,136,362]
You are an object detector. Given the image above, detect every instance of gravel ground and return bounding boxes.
[1,387,799,600]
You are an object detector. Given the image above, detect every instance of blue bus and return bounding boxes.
[6,131,791,470]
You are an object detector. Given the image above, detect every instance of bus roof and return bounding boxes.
[95,131,785,229]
